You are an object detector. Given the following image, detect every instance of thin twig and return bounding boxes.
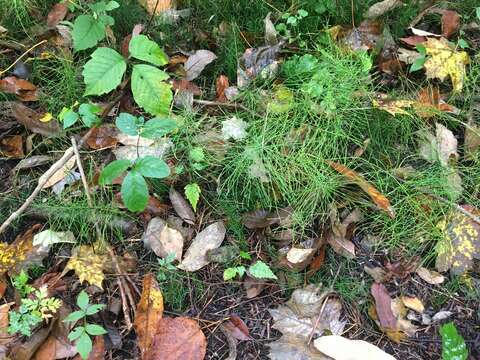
[0,40,47,76]
[193,99,263,118]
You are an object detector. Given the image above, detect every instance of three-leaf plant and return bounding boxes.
[82,35,172,116]
[99,113,176,212]
[64,291,107,360]
[58,102,103,129]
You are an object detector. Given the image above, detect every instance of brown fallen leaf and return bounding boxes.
[0,76,38,101]
[243,276,266,298]
[327,206,362,259]
[216,75,229,102]
[33,335,77,360]
[415,266,445,285]
[222,316,252,341]
[370,283,397,329]
[401,296,424,313]
[8,325,51,360]
[169,188,195,224]
[269,334,327,360]
[46,2,68,28]
[415,86,459,118]
[0,135,24,158]
[326,161,395,218]
[399,35,426,46]
[138,0,173,15]
[0,302,15,347]
[343,20,383,52]
[172,79,202,96]
[147,317,206,360]
[306,246,326,277]
[185,50,217,81]
[134,273,164,359]
[142,217,184,261]
[440,9,461,38]
[242,210,276,229]
[41,155,76,189]
[86,125,118,149]
[10,102,60,137]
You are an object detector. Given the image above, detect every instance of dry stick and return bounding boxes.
[192,99,263,118]
[0,39,47,76]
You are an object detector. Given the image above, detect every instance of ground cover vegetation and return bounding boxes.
[0,0,479,359]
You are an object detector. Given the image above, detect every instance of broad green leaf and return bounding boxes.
[76,332,93,360]
[141,118,177,139]
[64,310,85,324]
[129,35,168,66]
[83,47,127,96]
[67,326,84,341]
[98,14,115,27]
[134,156,170,179]
[78,103,102,127]
[440,322,468,360]
[121,170,149,212]
[131,64,172,116]
[99,159,131,184]
[59,108,79,129]
[116,113,141,136]
[72,14,105,51]
[85,304,105,315]
[184,183,201,212]
[85,323,108,336]
[77,291,90,310]
[106,1,120,11]
[248,260,277,280]
[410,56,426,72]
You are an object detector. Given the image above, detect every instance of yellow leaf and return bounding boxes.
[39,113,53,123]
[66,245,106,288]
[373,97,416,116]
[400,296,424,313]
[423,38,470,91]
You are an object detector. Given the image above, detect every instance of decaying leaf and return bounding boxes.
[0,76,38,101]
[46,2,68,28]
[243,276,266,299]
[401,296,424,313]
[269,334,327,360]
[418,123,458,167]
[343,20,383,52]
[286,248,316,265]
[113,139,172,161]
[185,50,217,81]
[423,37,469,92]
[178,221,226,271]
[326,161,395,218]
[371,283,397,330]
[138,0,173,15]
[365,0,403,19]
[40,155,76,189]
[0,135,24,158]
[439,9,461,38]
[373,94,415,116]
[33,229,75,250]
[221,116,248,141]
[142,217,184,261]
[238,44,282,88]
[415,266,445,285]
[216,75,229,102]
[415,86,459,118]
[435,205,480,275]
[65,244,106,288]
[14,155,52,171]
[327,206,362,259]
[222,316,252,341]
[10,102,60,136]
[169,188,196,225]
[86,125,119,149]
[313,335,396,360]
[242,209,276,229]
[134,273,164,359]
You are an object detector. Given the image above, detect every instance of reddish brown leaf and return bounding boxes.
[242,210,275,229]
[307,246,326,277]
[0,135,24,158]
[326,161,395,218]
[46,3,68,27]
[441,10,460,38]
[399,36,426,47]
[172,79,202,96]
[10,102,60,136]
[0,76,38,101]
[244,276,266,298]
[33,335,77,360]
[343,20,383,51]
[86,125,118,149]
[222,316,252,341]
[384,257,419,279]
[134,273,164,359]
[371,283,397,330]
[415,86,459,118]
[147,317,206,360]
[216,75,229,102]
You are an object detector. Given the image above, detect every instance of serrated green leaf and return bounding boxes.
[131,64,172,116]
[76,332,93,360]
[83,47,127,96]
[68,326,85,341]
[116,113,141,136]
[72,14,105,51]
[85,323,107,336]
[77,291,90,310]
[134,156,170,178]
[99,159,131,184]
[248,260,277,280]
[141,118,177,139]
[184,183,201,212]
[440,322,468,360]
[121,170,149,212]
[64,310,85,323]
[129,35,168,66]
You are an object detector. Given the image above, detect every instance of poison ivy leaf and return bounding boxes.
[77,291,90,310]
[76,332,93,360]
[67,326,84,341]
[78,103,102,127]
[116,113,141,136]
[63,310,85,323]
[184,183,201,212]
[85,324,107,336]
[72,14,105,51]
[99,159,131,184]
[141,118,177,139]
[66,245,106,288]
[440,322,468,360]
[83,47,127,96]
[129,35,168,66]
[134,156,170,179]
[131,64,172,116]
[122,170,149,212]
[248,260,277,280]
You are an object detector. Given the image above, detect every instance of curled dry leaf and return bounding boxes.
[216,75,229,102]
[400,35,426,47]
[286,248,316,265]
[0,135,24,158]
[178,221,226,272]
[327,207,362,259]
[326,161,395,218]
[46,2,68,28]
[10,102,60,137]
[238,44,281,88]
[415,266,445,285]
[134,273,164,359]
[313,336,396,360]
[169,188,195,225]
[0,76,38,101]
[142,217,184,261]
[185,50,217,81]
[222,316,252,341]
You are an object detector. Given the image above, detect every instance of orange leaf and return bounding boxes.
[0,135,24,158]
[134,273,164,359]
[440,10,460,38]
[215,75,229,102]
[46,2,68,28]
[326,161,395,218]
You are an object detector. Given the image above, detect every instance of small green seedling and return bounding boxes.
[64,291,107,360]
[157,253,177,281]
[11,270,35,298]
[184,183,201,212]
[410,44,427,73]
[224,259,277,281]
[99,113,177,212]
[58,102,102,129]
[440,322,468,360]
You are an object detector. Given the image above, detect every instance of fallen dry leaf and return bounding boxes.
[216,75,229,102]
[401,296,424,313]
[138,0,173,15]
[10,102,60,137]
[172,79,202,96]
[169,188,195,225]
[33,335,77,360]
[371,283,397,330]
[40,154,76,189]
[326,161,395,218]
[147,317,206,360]
[415,266,445,285]
[440,10,461,38]
[415,86,459,118]
[418,123,458,167]
[327,207,362,259]
[269,334,327,360]
[343,20,383,52]
[113,139,172,161]
[238,44,281,88]
[185,50,217,81]
[373,94,415,116]
[242,210,276,229]
[314,335,396,360]
[400,35,426,47]
[65,244,106,288]
[134,273,164,359]
[46,2,68,28]
[365,0,402,19]
[423,37,469,92]
[286,248,316,265]
[243,276,266,298]
[0,76,38,101]
[0,303,15,346]
[86,125,118,149]
[142,217,184,261]
[0,135,24,158]
[178,221,226,272]
[222,316,252,341]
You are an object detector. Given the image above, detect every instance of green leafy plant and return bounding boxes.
[223,259,276,281]
[440,322,468,360]
[71,0,120,51]
[9,286,62,336]
[157,252,177,281]
[410,44,427,72]
[184,183,201,212]
[64,291,107,360]
[275,9,308,43]
[99,113,176,212]
[11,270,34,298]
[58,102,102,129]
[82,35,172,116]
[223,266,246,281]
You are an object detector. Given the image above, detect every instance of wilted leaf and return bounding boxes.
[142,217,184,261]
[47,2,68,27]
[65,244,106,288]
[242,210,274,229]
[0,302,15,346]
[365,0,402,19]
[400,36,426,47]
[401,296,424,313]
[86,125,118,149]
[10,102,60,136]
[418,123,458,167]
[313,335,396,360]
[178,221,226,271]
[0,135,24,158]
[169,188,195,225]
[343,20,383,52]
[184,50,217,81]
[147,317,206,360]
[221,116,248,141]
[264,12,278,46]
[33,334,77,360]
[423,38,470,91]
[134,273,164,359]
[222,316,251,341]
[0,76,38,101]
[326,161,395,218]
[435,205,480,275]
[371,283,397,330]
[415,266,445,285]
[373,95,415,116]
[138,0,173,15]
